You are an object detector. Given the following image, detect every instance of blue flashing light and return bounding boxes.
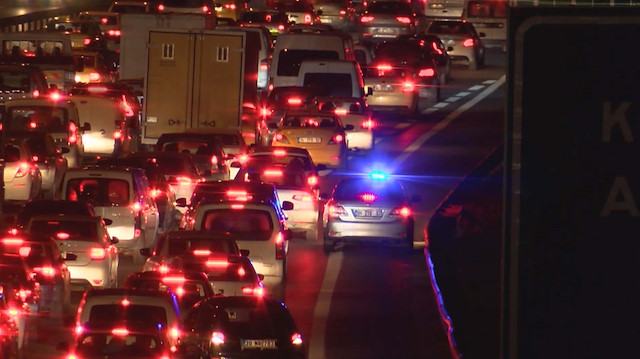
[370,171,388,181]
[157,323,163,330]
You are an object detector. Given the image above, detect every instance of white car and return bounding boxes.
[26,214,119,291]
[2,139,42,201]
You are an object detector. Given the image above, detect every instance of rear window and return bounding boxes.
[5,106,69,132]
[88,304,168,326]
[166,237,235,256]
[282,115,337,128]
[333,178,406,201]
[149,156,198,176]
[3,144,21,162]
[214,301,295,337]
[65,178,131,206]
[428,21,470,35]
[303,72,353,97]
[29,219,98,241]
[0,70,31,93]
[277,49,339,76]
[249,153,313,171]
[241,164,307,188]
[202,209,273,240]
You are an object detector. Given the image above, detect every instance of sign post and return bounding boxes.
[505,6,640,359]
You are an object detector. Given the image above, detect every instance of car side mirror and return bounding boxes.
[240,249,250,257]
[140,248,151,257]
[447,46,454,52]
[258,274,265,281]
[102,218,113,225]
[345,124,354,131]
[64,253,77,261]
[316,164,327,171]
[366,87,373,96]
[81,122,91,131]
[479,32,486,37]
[110,236,119,244]
[282,201,294,211]
[411,194,421,203]
[175,198,187,207]
[268,122,279,130]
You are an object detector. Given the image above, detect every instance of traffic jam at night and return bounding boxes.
[3,0,620,359]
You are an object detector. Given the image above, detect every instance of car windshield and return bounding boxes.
[202,209,273,240]
[65,178,131,207]
[0,70,31,93]
[88,304,168,326]
[333,178,405,201]
[28,220,98,241]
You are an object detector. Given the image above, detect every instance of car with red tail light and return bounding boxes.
[13,199,95,231]
[45,19,107,51]
[156,0,216,15]
[180,295,306,359]
[59,320,179,359]
[124,271,214,317]
[0,231,72,320]
[271,109,352,169]
[2,98,89,168]
[140,230,242,273]
[311,96,374,152]
[73,288,181,348]
[0,253,41,356]
[188,199,292,302]
[76,11,121,52]
[0,64,51,105]
[72,50,117,84]
[260,86,318,143]
[358,0,418,44]
[25,215,119,293]
[322,172,420,252]
[58,166,160,264]
[425,19,485,70]
[2,138,42,202]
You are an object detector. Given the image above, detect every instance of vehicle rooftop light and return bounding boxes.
[370,171,387,180]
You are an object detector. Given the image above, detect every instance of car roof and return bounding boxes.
[28,214,103,223]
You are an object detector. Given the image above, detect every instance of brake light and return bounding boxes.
[121,299,130,306]
[432,41,443,55]
[419,68,435,77]
[275,232,285,260]
[260,61,269,71]
[287,97,302,105]
[157,4,165,11]
[69,122,78,145]
[361,15,374,23]
[242,285,265,296]
[396,16,411,24]
[361,119,375,129]
[291,333,303,345]
[162,275,186,285]
[18,289,31,301]
[15,162,30,178]
[330,134,344,143]
[377,64,392,71]
[2,238,24,246]
[227,190,250,201]
[74,324,84,335]
[307,175,318,186]
[339,10,347,15]
[205,259,229,268]
[292,194,313,202]
[202,5,210,12]
[149,188,162,198]
[50,91,61,101]
[83,38,91,46]
[19,246,31,257]
[211,155,218,165]
[360,193,377,202]
[328,204,347,217]
[237,153,249,164]
[32,89,39,97]
[334,108,347,116]
[225,3,236,9]
[304,14,312,24]
[107,29,121,36]
[402,81,415,92]
[237,267,246,277]
[211,331,225,345]
[89,72,101,82]
[278,24,285,31]
[264,169,283,177]
[463,38,474,47]
[57,232,70,240]
[231,204,245,210]
[390,206,412,217]
[112,328,129,336]
[159,265,169,274]
[176,177,192,186]
[121,94,134,117]
[33,266,56,277]
[32,155,39,162]
[170,327,180,340]
[101,17,108,24]
[260,107,271,117]
[273,148,287,157]
[131,202,142,213]
[89,247,106,260]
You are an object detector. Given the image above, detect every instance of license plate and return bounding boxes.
[298,137,321,143]
[378,28,395,34]
[241,339,277,350]
[356,209,382,217]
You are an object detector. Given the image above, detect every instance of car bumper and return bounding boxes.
[367,92,415,111]
[67,263,111,288]
[325,220,410,240]
[346,130,373,150]
[286,208,319,231]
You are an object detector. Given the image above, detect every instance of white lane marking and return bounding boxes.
[392,75,506,167]
[456,91,471,97]
[309,251,344,359]
[483,80,496,84]
[433,102,449,108]
[468,85,484,91]
[424,108,438,114]
[446,96,460,103]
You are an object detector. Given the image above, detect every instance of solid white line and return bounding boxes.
[456,91,471,97]
[468,85,484,91]
[483,80,496,84]
[309,251,344,359]
[392,75,506,168]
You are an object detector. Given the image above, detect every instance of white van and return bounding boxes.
[218,25,273,91]
[269,32,355,89]
[70,95,128,158]
[296,59,368,99]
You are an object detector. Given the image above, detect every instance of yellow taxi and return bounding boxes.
[270,109,352,169]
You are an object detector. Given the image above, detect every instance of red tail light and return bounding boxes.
[339,10,347,15]
[292,194,313,202]
[275,232,285,260]
[260,61,269,72]
[463,38,474,47]
[328,204,347,217]
[149,188,163,198]
[291,333,303,345]
[334,108,347,116]
[89,247,106,260]
[107,29,121,37]
[89,72,101,82]
[287,97,302,105]
[210,155,218,165]
[361,15,374,23]
[32,89,40,98]
[83,38,91,46]
[192,249,211,256]
[225,3,236,9]
[211,331,225,345]
[390,206,412,217]
[34,266,56,277]
[15,162,30,177]
[396,16,411,24]
[264,169,283,177]
[402,81,415,92]
[68,122,78,144]
[202,5,210,12]
[361,119,375,129]
[50,91,61,101]
[307,175,318,186]
[170,327,180,340]
[377,64,392,71]
[162,275,186,285]
[330,133,344,143]
[205,259,229,268]
[304,14,312,24]
[419,68,435,77]
[260,107,271,117]
[113,130,123,139]
[360,193,377,202]
[237,267,246,277]
[111,328,129,336]
[176,177,192,186]
[278,24,285,31]
[2,238,24,246]
[273,148,287,157]
[131,202,142,213]
[101,17,108,24]
[18,246,31,257]
[242,285,265,296]
[432,41,443,55]
[157,4,165,11]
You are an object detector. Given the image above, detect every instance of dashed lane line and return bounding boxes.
[468,84,485,91]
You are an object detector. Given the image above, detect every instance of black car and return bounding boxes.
[14,199,95,230]
[181,296,306,359]
[154,133,232,181]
